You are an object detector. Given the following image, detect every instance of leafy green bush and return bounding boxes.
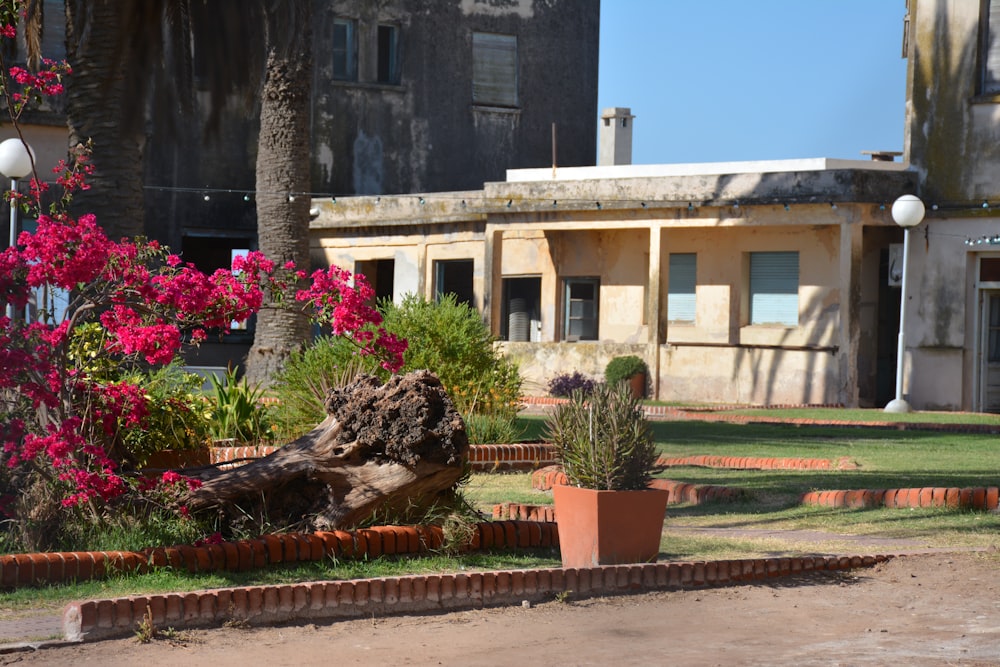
[604,355,648,386]
[208,367,275,444]
[271,294,523,438]
[117,363,213,467]
[544,382,658,491]
[464,412,525,445]
[380,294,522,416]
[269,338,366,438]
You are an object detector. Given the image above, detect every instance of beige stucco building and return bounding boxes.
[311,157,916,407]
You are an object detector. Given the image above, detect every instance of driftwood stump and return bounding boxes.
[185,370,468,530]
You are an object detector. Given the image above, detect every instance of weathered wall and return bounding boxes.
[312,0,599,197]
[907,0,1000,203]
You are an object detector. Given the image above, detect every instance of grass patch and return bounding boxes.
[669,406,1000,425]
[463,471,547,511]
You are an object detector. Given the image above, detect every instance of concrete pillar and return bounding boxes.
[838,218,864,406]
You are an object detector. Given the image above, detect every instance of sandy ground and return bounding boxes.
[2,551,999,667]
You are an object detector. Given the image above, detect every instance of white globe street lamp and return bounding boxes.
[0,138,35,320]
[884,194,925,413]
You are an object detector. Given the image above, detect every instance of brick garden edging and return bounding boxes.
[211,443,558,473]
[656,454,859,471]
[62,552,896,642]
[0,521,557,591]
[801,487,1000,510]
[530,466,745,505]
[467,443,557,471]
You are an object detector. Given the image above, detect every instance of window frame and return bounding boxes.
[748,251,800,327]
[563,277,599,342]
[376,24,400,85]
[434,258,476,308]
[332,17,358,82]
[980,0,1000,96]
[472,32,518,108]
[667,253,697,323]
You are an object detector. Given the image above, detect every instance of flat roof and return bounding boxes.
[507,158,911,183]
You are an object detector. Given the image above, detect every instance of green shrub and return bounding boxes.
[380,294,522,416]
[208,367,275,444]
[604,354,648,386]
[464,412,526,445]
[269,337,366,438]
[544,382,657,491]
[118,363,214,467]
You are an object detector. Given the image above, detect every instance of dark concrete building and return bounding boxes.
[142,0,600,278]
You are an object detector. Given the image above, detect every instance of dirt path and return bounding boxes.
[2,551,999,666]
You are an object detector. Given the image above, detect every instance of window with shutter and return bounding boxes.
[982,0,1000,94]
[333,18,357,81]
[564,278,599,341]
[472,32,518,107]
[749,252,799,326]
[668,253,697,323]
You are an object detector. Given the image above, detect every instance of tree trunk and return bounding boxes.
[64,0,146,241]
[244,1,314,387]
[185,371,469,531]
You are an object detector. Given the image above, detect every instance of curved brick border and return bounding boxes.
[468,443,557,472]
[209,445,280,466]
[656,454,859,471]
[529,466,744,505]
[801,486,1000,510]
[62,552,895,642]
[0,521,557,591]
[494,503,557,523]
[211,444,558,473]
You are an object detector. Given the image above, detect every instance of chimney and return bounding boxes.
[599,107,634,166]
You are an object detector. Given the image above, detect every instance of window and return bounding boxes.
[376,25,400,84]
[354,259,395,305]
[668,253,696,323]
[749,252,799,326]
[435,259,475,307]
[333,18,357,81]
[472,32,517,107]
[982,1,1000,94]
[502,277,541,342]
[564,278,599,341]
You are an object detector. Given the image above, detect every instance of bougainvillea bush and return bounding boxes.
[0,2,406,550]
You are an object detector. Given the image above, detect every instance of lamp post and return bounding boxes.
[884,194,925,413]
[0,138,34,320]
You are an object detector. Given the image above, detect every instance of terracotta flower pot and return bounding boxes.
[628,372,646,399]
[552,484,668,568]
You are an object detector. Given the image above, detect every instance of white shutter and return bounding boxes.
[750,252,799,326]
[668,253,696,322]
[473,33,517,107]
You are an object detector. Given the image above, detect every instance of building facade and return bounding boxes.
[310,158,916,406]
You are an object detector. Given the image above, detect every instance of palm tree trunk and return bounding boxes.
[64,0,146,241]
[244,1,313,387]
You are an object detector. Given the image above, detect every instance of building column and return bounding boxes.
[838,219,863,407]
[483,225,503,335]
[648,224,662,399]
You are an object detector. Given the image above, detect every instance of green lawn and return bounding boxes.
[507,414,1000,553]
[6,411,1000,612]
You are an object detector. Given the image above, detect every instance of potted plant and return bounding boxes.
[604,354,648,399]
[544,382,667,568]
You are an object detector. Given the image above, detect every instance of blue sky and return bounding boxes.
[597,1,909,165]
